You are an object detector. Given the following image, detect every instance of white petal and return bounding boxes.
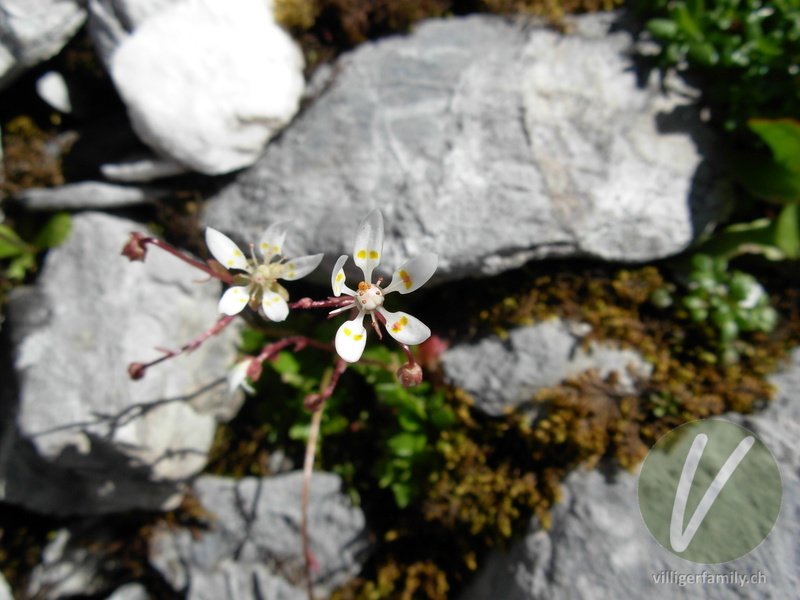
[218,286,250,315]
[353,209,383,282]
[383,252,438,295]
[206,227,248,271]
[378,308,431,345]
[227,360,255,396]
[280,253,324,281]
[261,290,290,322]
[335,313,368,363]
[259,221,291,261]
[331,254,355,297]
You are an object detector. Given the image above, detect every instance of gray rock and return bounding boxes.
[460,349,800,600]
[0,212,242,515]
[27,528,112,600]
[441,318,652,416]
[15,181,171,210]
[90,0,305,175]
[104,583,150,600]
[0,0,86,90]
[150,472,370,599]
[203,12,728,284]
[0,571,11,600]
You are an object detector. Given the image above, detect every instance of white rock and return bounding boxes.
[101,155,189,182]
[107,0,305,175]
[16,180,171,210]
[0,0,86,90]
[1,212,243,515]
[36,71,72,113]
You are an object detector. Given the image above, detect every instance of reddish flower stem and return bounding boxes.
[398,342,416,366]
[143,236,235,285]
[128,314,236,379]
[288,296,356,311]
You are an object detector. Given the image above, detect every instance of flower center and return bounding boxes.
[251,263,284,286]
[357,281,384,311]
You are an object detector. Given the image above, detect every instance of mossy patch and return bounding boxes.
[274,0,625,72]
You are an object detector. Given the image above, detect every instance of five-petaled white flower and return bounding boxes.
[330,209,437,363]
[205,223,323,322]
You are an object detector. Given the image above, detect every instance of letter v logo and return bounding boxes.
[638,420,782,563]
[669,433,755,552]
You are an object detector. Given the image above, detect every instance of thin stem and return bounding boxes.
[300,358,348,600]
[301,407,323,600]
[398,342,416,366]
[128,314,236,379]
[289,296,356,310]
[144,237,235,284]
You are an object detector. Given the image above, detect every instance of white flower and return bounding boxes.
[330,209,437,363]
[205,223,323,322]
[227,358,257,396]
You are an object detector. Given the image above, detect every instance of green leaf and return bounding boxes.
[774,203,800,259]
[672,3,705,41]
[695,218,786,261]
[0,225,27,259]
[387,432,427,458]
[397,412,423,432]
[391,482,413,508]
[646,18,680,39]
[430,406,456,429]
[33,213,72,249]
[731,149,800,203]
[687,40,719,65]
[321,415,349,436]
[748,118,800,172]
[6,251,36,280]
[271,351,301,375]
[288,422,310,442]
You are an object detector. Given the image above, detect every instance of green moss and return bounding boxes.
[328,261,800,599]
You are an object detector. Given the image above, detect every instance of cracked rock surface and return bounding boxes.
[150,472,370,600]
[0,0,86,91]
[441,318,653,416]
[204,11,729,284]
[459,349,800,600]
[0,212,242,515]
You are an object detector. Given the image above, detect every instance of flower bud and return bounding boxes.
[128,362,147,380]
[396,362,423,388]
[121,232,148,261]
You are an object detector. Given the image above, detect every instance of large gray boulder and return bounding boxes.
[441,318,653,416]
[89,0,306,175]
[0,0,86,90]
[460,348,800,600]
[150,472,370,600]
[0,212,242,515]
[203,12,728,284]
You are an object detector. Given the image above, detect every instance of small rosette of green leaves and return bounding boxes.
[681,254,778,361]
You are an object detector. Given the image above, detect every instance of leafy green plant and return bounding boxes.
[641,0,800,131]
[353,347,455,508]
[0,213,71,280]
[654,253,778,362]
